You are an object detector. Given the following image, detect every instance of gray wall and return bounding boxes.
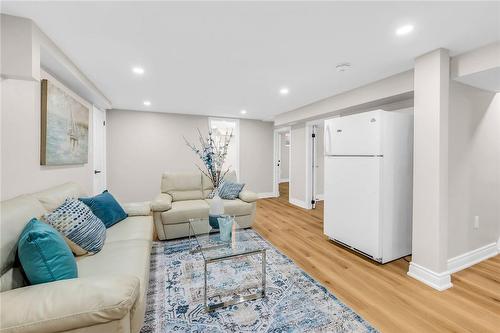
[289,124,307,204]
[448,82,500,258]
[239,118,274,196]
[106,109,273,202]
[1,72,94,200]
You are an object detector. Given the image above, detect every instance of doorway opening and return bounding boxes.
[273,127,291,200]
[306,120,325,210]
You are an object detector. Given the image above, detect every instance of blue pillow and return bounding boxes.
[79,191,127,228]
[218,181,245,200]
[17,218,77,285]
[44,198,106,255]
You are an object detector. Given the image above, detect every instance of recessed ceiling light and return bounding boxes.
[279,87,289,95]
[132,67,145,75]
[396,24,414,36]
[240,109,247,114]
[336,63,351,72]
[143,100,151,106]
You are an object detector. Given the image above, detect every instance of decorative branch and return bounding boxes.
[184,127,234,190]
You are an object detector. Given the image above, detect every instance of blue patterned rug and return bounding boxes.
[141,229,377,333]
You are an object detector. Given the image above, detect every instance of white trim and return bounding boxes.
[208,117,240,181]
[447,242,499,274]
[407,262,452,291]
[289,198,309,209]
[279,178,289,183]
[92,106,107,194]
[498,237,500,251]
[316,194,324,201]
[305,119,327,209]
[258,192,276,199]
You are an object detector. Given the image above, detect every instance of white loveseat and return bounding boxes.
[0,183,153,333]
[152,171,258,240]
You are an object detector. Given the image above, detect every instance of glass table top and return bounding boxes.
[188,217,264,261]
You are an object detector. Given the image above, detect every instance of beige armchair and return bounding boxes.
[152,171,258,240]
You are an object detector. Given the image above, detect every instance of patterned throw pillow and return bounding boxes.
[43,198,106,256]
[218,181,245,200]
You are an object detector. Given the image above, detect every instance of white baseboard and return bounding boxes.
[289,198,310,209]
[279,178,289,183]
[407,262,452,291]
[315,194,324,201]
[447,242,499,274]
[258,192,276,199]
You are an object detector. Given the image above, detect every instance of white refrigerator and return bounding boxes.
[323,109,413,263]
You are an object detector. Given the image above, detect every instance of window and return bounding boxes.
[208,118,239,180]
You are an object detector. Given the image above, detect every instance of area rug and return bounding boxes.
[141,229,377,333]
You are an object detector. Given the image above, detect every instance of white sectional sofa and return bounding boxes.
[152,171,258,240]
[0,183,153,333]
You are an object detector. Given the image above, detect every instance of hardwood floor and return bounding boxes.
[253,187,500,333]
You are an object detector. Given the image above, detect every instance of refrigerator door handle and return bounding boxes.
[325,124,332,155]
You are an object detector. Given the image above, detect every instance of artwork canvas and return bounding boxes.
[41,79,89,165]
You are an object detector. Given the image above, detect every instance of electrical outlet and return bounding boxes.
[473,216,480,230]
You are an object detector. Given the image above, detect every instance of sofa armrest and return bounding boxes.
[0,276,139,333]
[151,193,172,212]
[239,190,258,203]
[122,201,151,216]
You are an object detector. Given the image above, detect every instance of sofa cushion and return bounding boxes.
[161,200,209,224]
[77,240,149,294]
[151,193,172,212]
[1,195,47,291]
[204,198,254,216]
[161,173,203,201]
[0,276,138,333]
[106,216,153,243]
[43,198,106,255]
[76,239,151,333]
[122,201,151,216]
[239,190,258,203]
[18,218,78,285]
[32,182,84,212]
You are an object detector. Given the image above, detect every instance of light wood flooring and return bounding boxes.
[253,183,500,333]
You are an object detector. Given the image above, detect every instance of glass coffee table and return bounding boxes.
[188,217,266,312]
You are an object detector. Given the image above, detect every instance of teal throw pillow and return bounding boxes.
[79,190,127,228]
[17,218,78,285]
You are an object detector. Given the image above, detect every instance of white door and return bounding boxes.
[326,110,383,156]
[324,156,382,259]
[93,106,106,194]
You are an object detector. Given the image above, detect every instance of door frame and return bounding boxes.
[92,106,107,194]
[305,119,326,209]
[273,126,291,198]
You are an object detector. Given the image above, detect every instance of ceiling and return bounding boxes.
[1,1,499,120]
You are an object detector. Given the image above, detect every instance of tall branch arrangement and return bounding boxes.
[184,128,233,189]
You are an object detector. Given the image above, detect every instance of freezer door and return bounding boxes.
[325,110,383,156]
[324,156,382,259]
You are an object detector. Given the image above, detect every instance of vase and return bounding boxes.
[209,188,224,229]
[218,216,233,242]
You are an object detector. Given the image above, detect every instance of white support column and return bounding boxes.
[408,49,452,291]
